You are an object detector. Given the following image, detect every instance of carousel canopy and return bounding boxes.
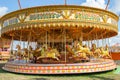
[0,5,119,41]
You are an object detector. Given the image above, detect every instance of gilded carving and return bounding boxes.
[17,13,27,22]
[102,15,109,23]
[0,5,118,40]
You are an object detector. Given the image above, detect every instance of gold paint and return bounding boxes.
[0,5,118,40]
[102,15,108,23]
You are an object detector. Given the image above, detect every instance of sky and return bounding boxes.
[0,0,120,46]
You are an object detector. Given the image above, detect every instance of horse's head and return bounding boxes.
[16,45,21,50]
[29,46,33,50]
[76,43,83,49]
[92,44,96,49]
[105,44,108,50]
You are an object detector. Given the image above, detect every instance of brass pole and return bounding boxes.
[46,31,48,49]
[52,30,54,48]
[9,35,14,61]
[27,30,32,63]
[19,30,22,46]
[64,29,67,63]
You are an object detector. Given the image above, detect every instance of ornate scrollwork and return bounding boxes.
[17,13,27,23]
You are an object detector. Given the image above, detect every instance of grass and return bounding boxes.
[0,61,120,80]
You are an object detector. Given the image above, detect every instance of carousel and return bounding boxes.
[0,5,119,74]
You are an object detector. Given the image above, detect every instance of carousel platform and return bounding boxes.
[2,59,116,74]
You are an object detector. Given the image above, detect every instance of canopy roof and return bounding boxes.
[0,5,119,41]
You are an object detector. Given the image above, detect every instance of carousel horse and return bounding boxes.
[20,48,30,62]
[22,48,29,58]
[37,45,60,61]
[91,44,101,58]
[51,48,61,58]
[93,48,101,58]
[40,45,47,57]
[16,45,22,57]
[21,47,35,63]
[66,44,74,55]
[74,43,89,59]
[36,45,52,59]
[33,46,42,58]
[82,45,93,57]
[46,48,60,61]
[66,43,89,59]
[91,44,111,58]
[28,46,42,63]
[66,42,87,59]
[29,46,34,59]
[100,46,111,58]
